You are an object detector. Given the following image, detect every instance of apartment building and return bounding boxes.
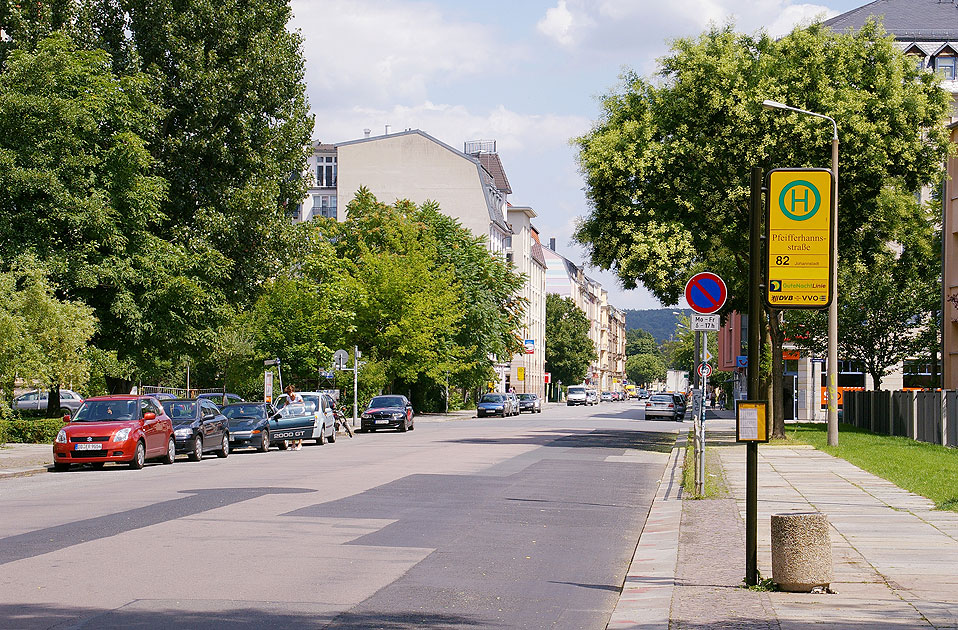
[506,206,548,397]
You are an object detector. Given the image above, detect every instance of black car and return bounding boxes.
[198,392,245,405]
[161,399,230,461]
[222,402,275,452]
[360,395,414,432]
[516,393,542,413]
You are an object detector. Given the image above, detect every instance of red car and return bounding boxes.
[53,395,175,471]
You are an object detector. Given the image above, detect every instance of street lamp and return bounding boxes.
[762,99,839,447]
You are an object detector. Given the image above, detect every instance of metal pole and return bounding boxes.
[699,331,707,496]
[353,346,359,428]
[746,166,764,586]
[827,136,840,446]
[276,360,284,396]
[693,330,701,493]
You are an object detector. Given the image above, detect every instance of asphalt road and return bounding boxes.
[0,400,684,630]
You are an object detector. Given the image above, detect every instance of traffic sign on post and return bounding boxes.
[691,314,720,331]
[697,362,713,378]
[685,272,727,315]
[765,168,834,309]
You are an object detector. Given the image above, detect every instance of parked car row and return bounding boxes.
[476,392,542,417]
[644,392,687,421]
[52,390,352,472]
[12,389,85,415]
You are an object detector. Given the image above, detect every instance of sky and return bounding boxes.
[289,0,867,311]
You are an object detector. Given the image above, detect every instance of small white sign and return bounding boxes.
[740,406,759,440]
[691,388,702,418]
[264,370,273,403]
[691,314,720,331]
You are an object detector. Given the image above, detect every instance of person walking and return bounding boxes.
[285,385,304,451]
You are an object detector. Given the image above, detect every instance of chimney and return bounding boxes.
[549,237,556,251]
[385,124,391,135]
[363,128,371,138]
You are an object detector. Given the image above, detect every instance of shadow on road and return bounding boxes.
[442,429,675,453]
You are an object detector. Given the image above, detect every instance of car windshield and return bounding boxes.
[280,403,308,417]
[480,394,505,402]
[222,404,265,419]
[162,401,196,420]
[568,387,585,395]
[369,396,405,408]
[517,394,535,400]
[650,395,673,403]
[73,400,137,422]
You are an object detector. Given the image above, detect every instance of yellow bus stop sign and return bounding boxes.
[765,168,834,309]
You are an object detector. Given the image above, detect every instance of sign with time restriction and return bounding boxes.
[765,168,834,309]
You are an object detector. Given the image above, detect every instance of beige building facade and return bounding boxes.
[506,206,547,397]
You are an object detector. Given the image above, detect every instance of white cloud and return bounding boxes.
[313,101,591,156]
[290,0,513,107]
[536,0,838,52]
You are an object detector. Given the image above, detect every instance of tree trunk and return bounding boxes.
[767,309,786,439]
[48,384,61,417]
[870,371,883,392]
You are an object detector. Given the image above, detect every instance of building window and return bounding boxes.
[936,55,956,80]
[316,156,337,187]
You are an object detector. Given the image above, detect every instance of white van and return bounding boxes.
[567,386,588,406]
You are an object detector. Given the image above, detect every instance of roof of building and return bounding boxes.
[474,153,513,194]
[823,0,958,41]
[313,142,337,152]
[334,129,511,233]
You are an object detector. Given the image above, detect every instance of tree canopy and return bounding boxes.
[545,294,596,386]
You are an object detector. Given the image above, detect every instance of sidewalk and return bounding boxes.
[610,416,958,629]
[0,443,52,478]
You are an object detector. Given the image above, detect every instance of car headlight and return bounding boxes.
[55,429,67,444]
[174,428,193,438]
[393,412,404,419]
[114,428,132,442]
[361,413,371,419]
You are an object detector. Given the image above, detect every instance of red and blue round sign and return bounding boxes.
[685,272,727,315]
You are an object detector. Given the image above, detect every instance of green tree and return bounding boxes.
[545,294,596,387]
[626,353,666,387]
[625,328,658,357]
[575,20,950,436]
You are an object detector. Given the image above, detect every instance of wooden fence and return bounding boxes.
[843,390,958,447]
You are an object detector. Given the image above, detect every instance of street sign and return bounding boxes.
[697,362,713,378]
[765,168,834,309]
[691,388,702,418]
[333,349,349,370]
[736,355,748,369]
[517,366,525,381]
[691,314,720,331]
[264,370,273,403]
[685,272,727,315]
[544,372,551,384]
[524,339,535,354]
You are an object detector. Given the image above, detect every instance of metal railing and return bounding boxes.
[843,390,957,447]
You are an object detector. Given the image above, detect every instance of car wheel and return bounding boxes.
[59,407,71,416]
[316,427,326,445]
[328,426,336,443]
[216,434,229,457]
[53,462,70,472]
[189,434,203,461]
[399,419,408,432]
[162,437,175,464]
[129,441,146,469]
[259,431,270,452]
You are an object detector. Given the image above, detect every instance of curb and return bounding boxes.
[607,440,685,629]
[0,464,50,479]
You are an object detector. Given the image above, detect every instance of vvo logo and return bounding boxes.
[778,180,821,221]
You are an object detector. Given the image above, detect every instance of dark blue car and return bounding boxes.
[476,393,512,418]
[222,402,275,452]
[161,399,230,461]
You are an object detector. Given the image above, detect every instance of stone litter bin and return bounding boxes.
[771,512,833,592]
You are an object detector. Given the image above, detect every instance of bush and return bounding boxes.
[0,418,64,444]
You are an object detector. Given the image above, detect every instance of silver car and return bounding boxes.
[645,393,682,421]
[13,389,84,415]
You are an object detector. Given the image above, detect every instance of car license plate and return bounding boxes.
[74,443,102,451]
[375,419,389,424]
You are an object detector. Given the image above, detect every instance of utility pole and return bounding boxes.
[353,346,360,428]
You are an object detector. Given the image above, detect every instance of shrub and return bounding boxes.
[0,418,64,444]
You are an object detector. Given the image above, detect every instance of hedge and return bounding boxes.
[1,418,65,444]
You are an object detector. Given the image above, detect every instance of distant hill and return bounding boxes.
[624,308,691,344]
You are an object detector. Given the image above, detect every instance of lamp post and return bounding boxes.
[762,99,839,446]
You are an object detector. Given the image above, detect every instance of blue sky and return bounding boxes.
[290,0,867,310]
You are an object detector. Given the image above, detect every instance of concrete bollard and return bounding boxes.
[771,512,833,592]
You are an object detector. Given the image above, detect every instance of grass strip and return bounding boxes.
[784,422,958,512]
[682,430,729,499]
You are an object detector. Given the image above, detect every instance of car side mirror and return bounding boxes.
[62,414,71,423]
[143,411,156,420]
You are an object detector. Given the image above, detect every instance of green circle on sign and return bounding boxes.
[778,180,821,221]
